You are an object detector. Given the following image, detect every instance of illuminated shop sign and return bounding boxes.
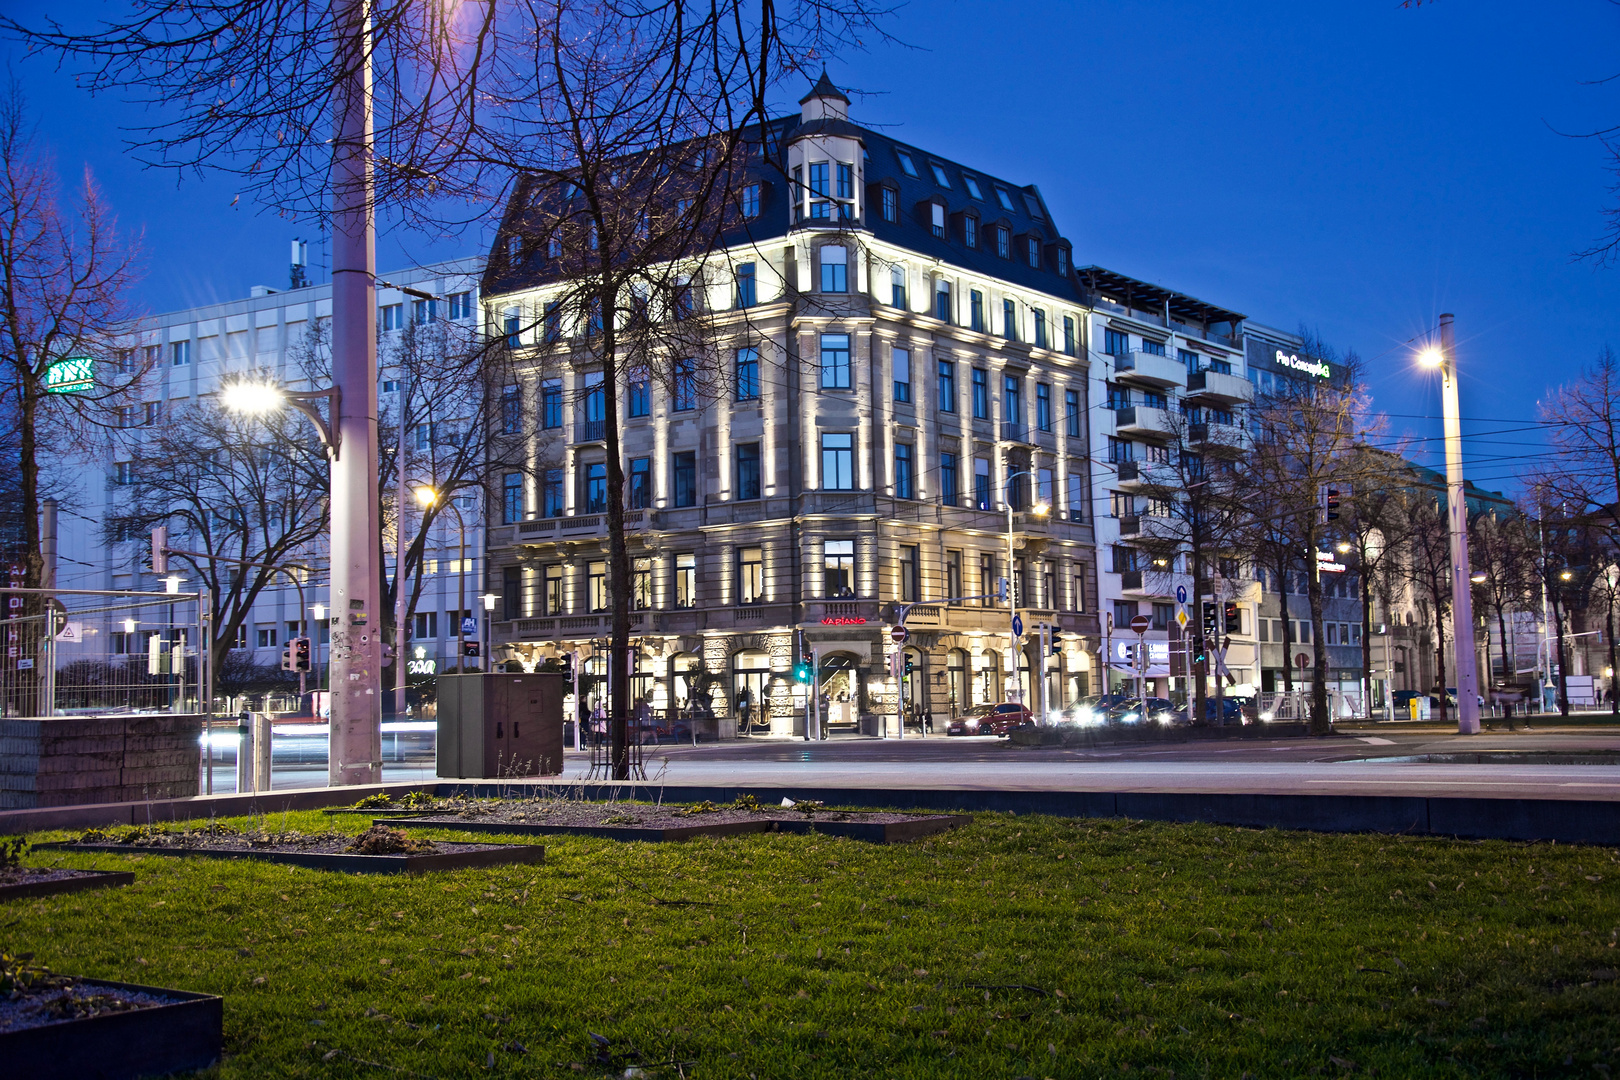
[1275,350,1331,379]
[821,616,867,625]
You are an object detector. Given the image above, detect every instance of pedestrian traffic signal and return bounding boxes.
[1050,627,1063,656]
[794,659,812,683]
[1223,602,1240,635]
[904,656,914,676]
[1202,601,1218,638]
[1191,634,1207,668]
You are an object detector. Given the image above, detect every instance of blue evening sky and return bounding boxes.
[7,0,1618,493]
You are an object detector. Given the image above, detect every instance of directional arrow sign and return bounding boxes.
[1011,614,1024,637]
[1175,585,1188,605]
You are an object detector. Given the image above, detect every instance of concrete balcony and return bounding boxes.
[1188,421,1248,455]
[1113,350,1187,389]
[1114,460,1177,491]
[1113,405,1174,440]
[490,509,660,549]
[1185,369,1255,405]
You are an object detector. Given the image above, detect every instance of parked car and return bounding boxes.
[946,701,1034,736]
[1177,696,1247,725]
[1062,695,1130,726]
[1392,690,1441,711]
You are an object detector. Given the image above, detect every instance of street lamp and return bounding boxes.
[482,592,498,673]
[1003,469,1050,711]
[1417,313,1481,735]
[415,485,470,673]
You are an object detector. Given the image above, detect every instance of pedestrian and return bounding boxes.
[738,687,752,730]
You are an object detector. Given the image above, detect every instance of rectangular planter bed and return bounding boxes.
[0,869,135,902]
[386,812,969,844]
[37,841,545,875]
[0,977,222,1079]
[384,816,775,843]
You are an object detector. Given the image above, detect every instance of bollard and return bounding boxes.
[253,713,273,793]
[235,713,254,794]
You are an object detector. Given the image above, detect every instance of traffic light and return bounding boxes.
[997,577,1009,603]
[1050,627,1063,656]
[794,659,812,684]
[1223,602,1240,635]
[1191,634,1207,669]
[280,641,296,672]
[290,636,312,672]
[904,655,914,676]
[1202,601,1218,638]
[1325,487,1341,520]
[150,525,167,574]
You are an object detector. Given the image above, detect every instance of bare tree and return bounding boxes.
[1468,506,1539,697]
[1250,336,1375,733]
[1341,446,1412,715]
[0,85,144,597]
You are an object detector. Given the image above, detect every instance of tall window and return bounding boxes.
[543,302,561,343]
[934,281,952,322]
[940,452,958,506]
[1178,348,1199,372]
[502,473,523,524]
[1065,389,1081,437]
[821,433,855,490]
[1003,299,1018,341]
[938,360,957,413]
[1033,309,1048,349]
[542,469,564,517]
[930,202,945,237]
[673,358,697,411]
[820,333,851,389]
[964,215,978,248]
[823,540,855,597]
[628,377,650,418]
[736,442,761,501]
[502,307,520,347]
[893,348,911,403]
[734,346,760,401]
[502,566,522,620]
[543,565,563,615]
[837,162,854,200]
[995,226,1010,258]
[974,457,992,510]
[736,263,756,308]
[413,298,436,323]
[1036,383,1052,432]
[672,451,697,507]
[500,385,522,434]
[946,549,963,602]
[629,457,651,509]
[979,552,996,607]
[895,443,914,499]
[632,558,652,610]
[544,382,563,427]
[448,291,472,320]
[1038,467,1054,506]
[899,545,920,602]
[970,290,985,332]
[674,553,696,608]
[582,462,607,513]
[1142,339,1166,356]
[891,266,907,308]
[737,547,764,605]
[820,245,847,292]
[1003,376,1021,425]
[583,374,605,437]
[971,368,989,419]
[171,340,190,366]
[1067,474,1085,521]
[739,184,760,218]
[881,187,898,222]
[1027,236,1041,267]
[588,560,608,612]
[382,303,405,331]
[809,161,829,199]
[1105,329,1129,356]
[1063,316,1077,355]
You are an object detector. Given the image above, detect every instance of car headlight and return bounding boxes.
[1259,710,1274,721]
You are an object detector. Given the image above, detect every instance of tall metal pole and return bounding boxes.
[1438,313,1482,735]
[40,498,56,716]
[327,0,383,785]
[395,386,408,717]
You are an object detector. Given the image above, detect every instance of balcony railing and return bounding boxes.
[1119,514,1141,536]
[575,419,606,443]
[1119,569,1144,590]
[1000,421,1032,444]
[1116,460,1139,482]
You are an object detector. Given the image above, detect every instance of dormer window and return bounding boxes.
[881,187,898,222]
[930,163,951,187]
[896,149,919,177]
[1026,236,1040,268]
[1024,194,1044,219]
[930,202,945,238]
[994,186,1015,211]
[1056,246,1069,276]
[963,215,978,249]
[995,226,1010,259]
[963,175,984,200]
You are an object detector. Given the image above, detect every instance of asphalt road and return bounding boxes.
[204,720,1620,801]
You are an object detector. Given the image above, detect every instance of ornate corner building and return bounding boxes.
[478,74,1107,735]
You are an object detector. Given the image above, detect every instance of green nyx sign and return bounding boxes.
[44,356,94,394]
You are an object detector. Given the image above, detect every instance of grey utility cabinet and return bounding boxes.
[436,673,565,778]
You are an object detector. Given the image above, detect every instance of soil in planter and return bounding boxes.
[401,795,949,831]
[65,822,446,857]
[0,955,174,1035]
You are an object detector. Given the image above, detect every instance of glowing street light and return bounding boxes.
[416,485,472,673]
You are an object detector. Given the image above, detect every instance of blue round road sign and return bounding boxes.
[1175,585,1188,605]
[1011,614,1024,637]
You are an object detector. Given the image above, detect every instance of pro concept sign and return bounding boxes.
[1275,350,1331,380]
[44,356,95,394]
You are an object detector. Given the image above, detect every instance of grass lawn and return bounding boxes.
[5,807,1619,1079]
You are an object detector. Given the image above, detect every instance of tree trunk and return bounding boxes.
[1553,598,1571,717]
[1359,556,1374,717]
[1609,600,1617,716]
[1432,605,1449,724]
[1276,552,1293,694]
[1190,547,1206,727]
[1305,533,1330,735]
[1496,605,1512,704]
[600,280,632,780]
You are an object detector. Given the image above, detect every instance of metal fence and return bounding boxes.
[2,588,207,717]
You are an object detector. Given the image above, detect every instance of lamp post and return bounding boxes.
[482,592,498,672]
[415,486,467,673]
[1418,312,1481,735]
[1003,469,1051,711]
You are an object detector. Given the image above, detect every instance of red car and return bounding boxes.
[946,702,1035,736]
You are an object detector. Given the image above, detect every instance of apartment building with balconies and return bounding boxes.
[1080,268,1263,697]
[479,74,1101,734]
